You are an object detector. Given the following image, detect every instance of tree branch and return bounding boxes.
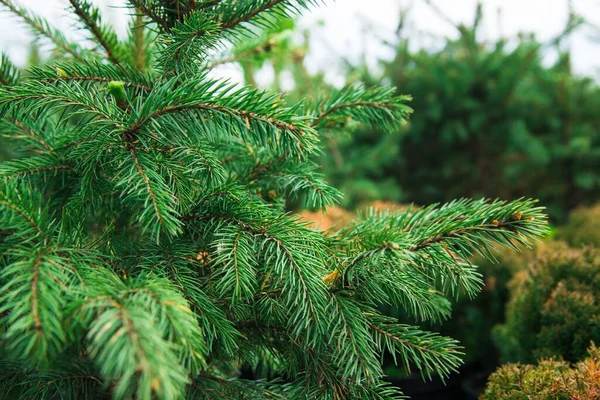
[68,0,121,64]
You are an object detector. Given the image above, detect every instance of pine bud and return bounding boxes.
[107,81,128,110]
[107,81,126,102]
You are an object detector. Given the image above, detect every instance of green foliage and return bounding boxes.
[0,1,548,399]
[432,245,533,368]
[557,202,600,247]
[480,345,600,400]
[306,10,599,217]
[386,24,600,221]
[494,242,600,364]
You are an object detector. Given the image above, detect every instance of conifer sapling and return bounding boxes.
[0,1,548,399]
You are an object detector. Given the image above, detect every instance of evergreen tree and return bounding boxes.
[0,1,548,399]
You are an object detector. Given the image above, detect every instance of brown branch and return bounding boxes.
[8,93,114,123]
[130,148,164,225]
[31,253,42,331]
[221,0,285,30]
[124,103,302,145]
[69,0,120,64]
[129,0,169,31]
[185,0,197,14]
[367,320,443,357]
[3,164,74,180]
[208,41,273,68]
[0,200,48,242]
[198,0,222,10]
[409,220,516,252]
[313,101,396,127]
[39,76,152,91]
[4,117,53,151]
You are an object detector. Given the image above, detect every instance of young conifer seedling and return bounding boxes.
[0,1,548,399]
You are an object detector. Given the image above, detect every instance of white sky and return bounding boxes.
[1,0,599,85]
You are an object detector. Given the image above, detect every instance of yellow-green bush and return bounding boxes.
[480,345,600,400]
[493,243,600,364]
[557,202,600,247]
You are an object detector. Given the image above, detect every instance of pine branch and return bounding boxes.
[0,53,19,86]
[216,0,321,41]
[310,86,413,132]
[0,0,87,61]
[0,182,51,243]
[0,117,54,152]
[248,158,342,209]
[157,10,220,75]
[0,249,76,365]
[0,81,122,127]
[129,0,169,31]
[134,240,242,352]
[0,156,73,181]
[221,0,287,30]
[337,198,548,298]
[122,76,317,157]
[76,270,201,399]
[365,311,463,381]
[117,148,183,238]
[328,296,382,382]
[29,61,155,91]
[68,0,123,65]
[210,225,258,302]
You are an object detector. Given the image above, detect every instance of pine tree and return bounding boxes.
[0,1,548,399]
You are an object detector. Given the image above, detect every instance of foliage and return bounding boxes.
[384,15,600,221]
[480,345,600,400]
[233,7,600,215]
[557,202,600,247]
[493,242,600,364]
[0,1,548,399]
[312,8,600,217]
[230,19,406,208]
[432,238,561,371]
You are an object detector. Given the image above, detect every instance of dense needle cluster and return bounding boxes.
[0,1,548,399]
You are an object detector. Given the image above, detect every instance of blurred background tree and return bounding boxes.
[228,4,600,220]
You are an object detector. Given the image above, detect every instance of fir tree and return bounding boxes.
[0,1,548,399]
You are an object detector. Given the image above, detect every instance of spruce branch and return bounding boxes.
[128,0,169,31]
[0,182,52,243]
[365,311,463,381]
[0,53,19,86]
[0,117,54,152]
[68,0,123,65]
[0,248,77,365]
[116,148,183,239]
[0,0,87,61]
[0,156,73,181]
[311,86,413,132]
[220,0,288,30]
